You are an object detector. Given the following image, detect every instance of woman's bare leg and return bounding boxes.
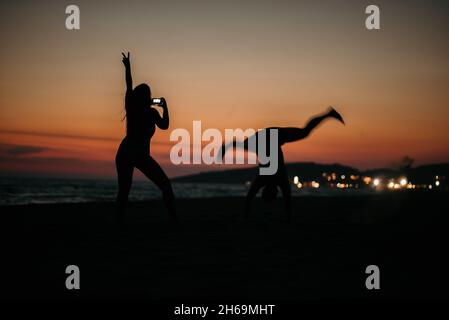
[136,157,177,221]
[116,156,134,226]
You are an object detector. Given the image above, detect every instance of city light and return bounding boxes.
[288,172,440,192]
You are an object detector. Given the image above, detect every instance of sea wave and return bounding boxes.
[0,177,371,206]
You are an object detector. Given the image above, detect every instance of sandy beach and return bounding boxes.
[3,191,449,300]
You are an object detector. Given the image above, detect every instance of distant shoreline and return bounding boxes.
[0,189,442,208]
[1,161,448,182]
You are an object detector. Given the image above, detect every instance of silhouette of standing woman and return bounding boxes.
[116,52,176,223]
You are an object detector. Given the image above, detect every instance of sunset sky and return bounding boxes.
[1,0,449,178]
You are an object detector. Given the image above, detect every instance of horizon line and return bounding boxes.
[1,160,448,182]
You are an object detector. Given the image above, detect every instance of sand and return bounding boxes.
[3,191,449,300]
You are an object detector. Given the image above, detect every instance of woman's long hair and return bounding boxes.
[132,83,151,110]
[123,83,151,121]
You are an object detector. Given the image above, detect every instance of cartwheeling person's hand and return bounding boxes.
[122,52,130,68]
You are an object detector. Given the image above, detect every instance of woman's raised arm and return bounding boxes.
[122,52,132,93]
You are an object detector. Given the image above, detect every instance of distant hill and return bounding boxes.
[407,163,449,184]
[174,162,358,183]
[173,162,449,184]
[365,163,449,183]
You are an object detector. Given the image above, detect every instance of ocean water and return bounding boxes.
[0,177,366,206]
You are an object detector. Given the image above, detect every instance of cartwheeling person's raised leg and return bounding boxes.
[301,106,344,137]
[281,107,345,144]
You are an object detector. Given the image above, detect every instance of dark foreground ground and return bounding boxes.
[2,191,449,300]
